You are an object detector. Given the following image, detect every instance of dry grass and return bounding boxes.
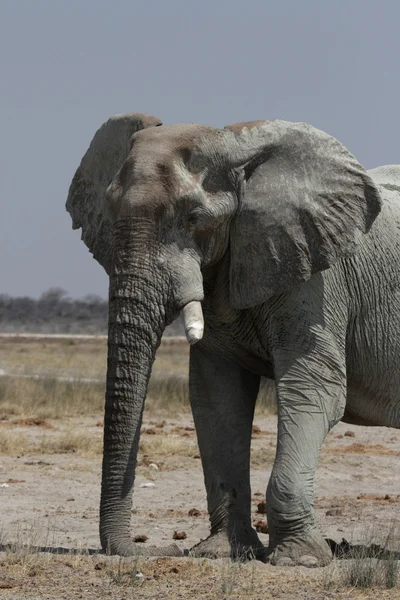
[0,337,108,380]
[1,520,400,598]
[139,435,198,458]
[0,428,102,457]
[0,376,105,419]
[323,522,400,591]
[4,549,400,599]
[0,336,277,420]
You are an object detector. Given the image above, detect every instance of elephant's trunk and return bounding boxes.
[99,226,181,556]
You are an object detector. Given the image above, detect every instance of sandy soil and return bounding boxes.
[1,413,400,598]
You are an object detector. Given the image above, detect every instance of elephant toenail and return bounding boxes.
[299,554,319,568]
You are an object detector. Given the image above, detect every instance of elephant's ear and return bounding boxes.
[66,113,162,274]
[224,120,382,309]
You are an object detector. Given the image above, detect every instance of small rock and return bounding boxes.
[193,454,201,459]
[344,431,356,438]
[188,508,201,517]
[170,566,179,573]
[135,571,144,579]
[256,500,267,514]
[253,519,269,534]
[173,531,187,540]
[134,535,148,543]
[143,428,156,435]
[149,463,159,470]
[252,425,261,435]
[139,482,155,488]
[148,512,156,518]
[384,494,391,500]
[326,508,342,516]
[0,581,15,589]
[0,483,9,488]
[66,497,75,502]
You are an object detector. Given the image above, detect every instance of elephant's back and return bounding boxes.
[368,165,400,193]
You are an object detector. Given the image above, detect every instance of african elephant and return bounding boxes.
[66,112,400,567]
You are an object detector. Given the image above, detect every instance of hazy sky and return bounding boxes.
[1,0,399,298]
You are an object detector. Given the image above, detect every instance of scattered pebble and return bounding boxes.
[326,508,342,516]
[0,483,9,488]
[344,431,356,437]
[149,463,159,470]
[66,497,75,502]
[139,482,155,488]
[133,535,148,543]
[256,500,267,514]
[252,424,261,434]
[173,531,187,540]
[188,508,201,517]
[135,571,144,579]
[253,519,269,534]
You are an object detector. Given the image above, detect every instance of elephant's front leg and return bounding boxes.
[188,342,265,561]
[267,341,347,567]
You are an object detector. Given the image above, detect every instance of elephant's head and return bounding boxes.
[66,113,381,555]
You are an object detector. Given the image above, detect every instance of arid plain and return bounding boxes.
[1,336,400,599]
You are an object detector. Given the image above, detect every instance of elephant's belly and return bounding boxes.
[345,355,400,429]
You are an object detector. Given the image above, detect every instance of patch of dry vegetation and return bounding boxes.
[324,523,400,591]
[139,435,198,458]
[0,428,102,457]
[0,337,107,380]
[0,336,276,421]
[0,376,105,419]
[2,548,400,599]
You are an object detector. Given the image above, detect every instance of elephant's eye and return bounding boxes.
[187,212,200,230]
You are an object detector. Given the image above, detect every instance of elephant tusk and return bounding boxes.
[181,301,204,345]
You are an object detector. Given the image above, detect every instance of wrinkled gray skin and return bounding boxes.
[66,112,400,567]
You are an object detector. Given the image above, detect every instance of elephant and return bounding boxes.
[66,112,400,567]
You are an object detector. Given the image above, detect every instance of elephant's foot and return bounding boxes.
[189,529,267,562]
[267,530,333,568]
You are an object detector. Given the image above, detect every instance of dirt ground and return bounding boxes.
[1,413,400,598]
[1,336,400,598]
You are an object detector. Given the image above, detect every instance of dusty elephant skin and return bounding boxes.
[66,112,400,567]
